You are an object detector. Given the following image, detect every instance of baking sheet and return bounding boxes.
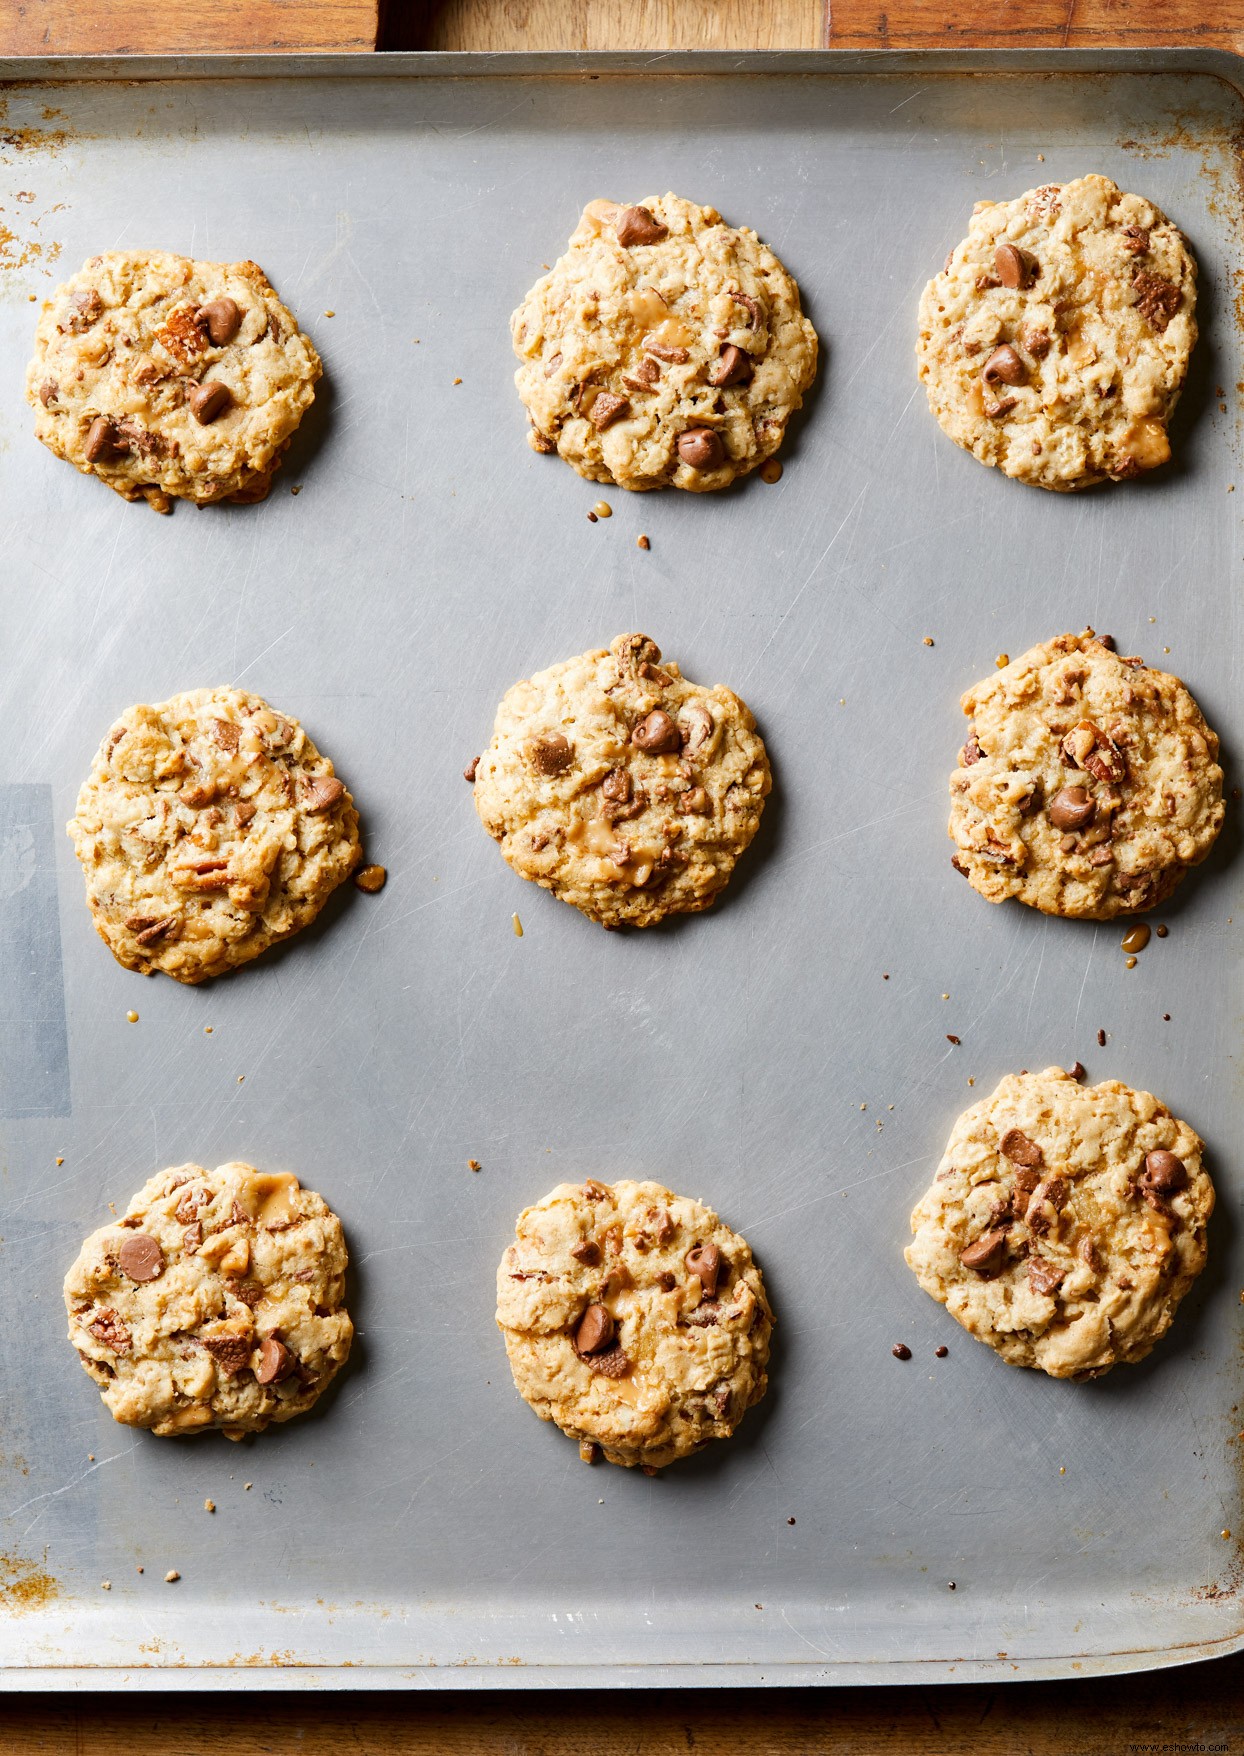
[0,48,1242,1688]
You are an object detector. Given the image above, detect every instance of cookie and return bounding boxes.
[512,193,818,492]
[906,1068,1213,1378]
[949,631,1223,919]
[917,174,1196,490]
[27,251,321,511]
[470,633,770,928]
[64,1162,353,1437]
[67,686,361,983]
[497,1178,773,1469]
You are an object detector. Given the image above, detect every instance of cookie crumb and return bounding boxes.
[923,636,934,647]
[323,310,335,318]
[56,1156,64,1165]
[452,376,462,385]
[100,1580,111,1591]
[354,864,387,893]
[244,1482,252,1491]
[995,653,1009,669]
[204,1499,215,1513]
[468,1159,481,1172]
[637,534,650,550]
[164,1570,180,1583]
[290,484,302,496]
[136,1566,143,1574]
[512,914,523,938]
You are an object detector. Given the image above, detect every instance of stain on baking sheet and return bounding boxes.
[0,1550,58,1613]
[0,784,70,1119]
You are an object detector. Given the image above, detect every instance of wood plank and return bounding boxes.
[2,1666,1243,1753]
[0,0,379,55]
[828,0,1244,48]
[386,1,825,51]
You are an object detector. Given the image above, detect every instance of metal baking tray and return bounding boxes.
[0,46,1241,1691]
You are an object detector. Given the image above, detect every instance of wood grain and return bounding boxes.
[385,1,824,51]
[3,1666,1243,1752]
[0,0,379,55]
[829,0,1244,49]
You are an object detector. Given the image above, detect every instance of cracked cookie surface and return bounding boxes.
[512,193,818,491]
[949,631,1222,919]
[28,250,321,511]
[917,174,1196,490]
[68,685,361,983]
[497,1178,774,1469]
[65,1161,353,1437]
[906,1068,1213,1378]
[470,633,771,928]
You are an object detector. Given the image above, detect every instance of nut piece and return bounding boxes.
[1139,1149,1188,1194]
[1000,1128,1043,1168]
[959,1228,1008,1277]
[676,428,725,470]
[575,1303,616,1355]
[982,344,1026,386]
[631,710,682,754]
[679,787,710,814]
[117,1234,165,1283]
[709,345,753,388]
[188,380,232,425]
[994,242,1033,289]
[1048,786,1096,831]
[614,205,669,247]
[685,1242,722,1296]
[255,1336,296,1385]
[199,297,242,346]
[530,733,574,775]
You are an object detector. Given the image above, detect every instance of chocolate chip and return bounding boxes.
[201,1332,252,1375]
[709,345,753,388]
[589,391,630,430]
[1000,1129,1043,1168]
[71,287,104,321]
[891,1343,911,1360]
[188,380,231,425]
[38,378,58,407]
[1096,633,1117,651]
[615,205,668,247]
[210,718,240,753]
[1097,1029,1107,1047]
[199,297,242,346]
[1140,1149,1188,1194]
[962,733,982,766]
[1069,1061,1086,1081]
[934,1345,949,1358]
[255,1336,296,1385]
[575,1303,616,1355]
[982,344,1026,386]
[994,242,1032,289]
[1132,270,1181,333]
[601,767,631,803]
[685,1242,722,1296]
[464,756,480,783]
[570,1240,601,1266]
[1048,786,1095,831]
[530,733,573,775]
[84,416,117,463]
[118,1233,165,1283]
[1027,1257,1065,1297]
[644,340,689,363]
[302,774,345,811]
[656,1270,676,1291]
[632,709,681,754]
[676,427,725,470]
[959,1228,1009,1277]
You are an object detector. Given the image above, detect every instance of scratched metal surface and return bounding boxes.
[0,49,1241,1688]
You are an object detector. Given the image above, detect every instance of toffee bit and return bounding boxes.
[512,914,524,938]
[468,1159,481,1172]
[354,864,387,893]
[126,1011,139,1023]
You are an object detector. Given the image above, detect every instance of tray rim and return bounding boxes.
[1,42,1242,1690]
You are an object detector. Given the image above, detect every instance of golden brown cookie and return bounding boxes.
[497,1178,774,1469]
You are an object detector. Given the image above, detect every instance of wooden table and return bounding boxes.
[1,0,1242,1745]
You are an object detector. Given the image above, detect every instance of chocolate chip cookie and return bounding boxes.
[470,633,771,928]
[917,174,1197,490]
[497,1178,774,1469]
[512,194,818,491]
[65,1162,353,1437]
[68,686,361,982]
[27,251,321,511]
[949,631,1223,918]
[906,1067,1213,1378]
